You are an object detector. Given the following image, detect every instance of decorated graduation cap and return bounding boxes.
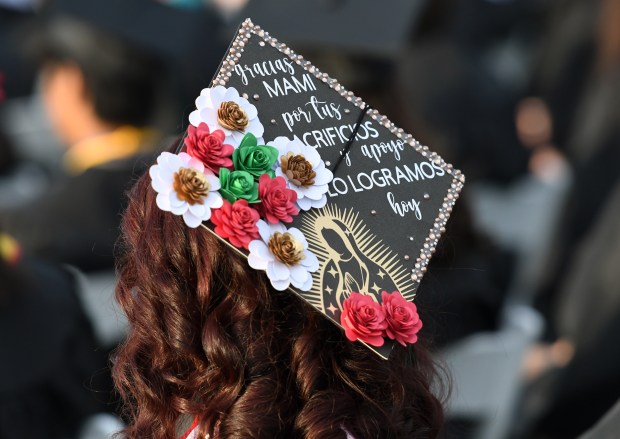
[150,19,464,359]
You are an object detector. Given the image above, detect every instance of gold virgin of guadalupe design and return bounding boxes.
[300,205,416,318]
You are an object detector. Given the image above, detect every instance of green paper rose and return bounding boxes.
[219,168,259,203]
[232,133,279,180]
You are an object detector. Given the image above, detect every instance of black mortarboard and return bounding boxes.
[156,19,464,359]
[240,0,427,57]
[41,0,222,60]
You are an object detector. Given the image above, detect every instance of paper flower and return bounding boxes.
[184,122,233,174]
[381,291,422,346]
[269,136,334,210]
[218,168,259,204]
[257,174,299,224]
[189,86,264,148]
[211,199,260,249]
[232,133,279,180]
[248,220,319,291]
[150,152,223,228]
[340,292,388,347]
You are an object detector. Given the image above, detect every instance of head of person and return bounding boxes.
[28,15,161,146]
[112,147,445,439]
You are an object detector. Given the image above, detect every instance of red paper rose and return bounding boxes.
[211,199,260,249]
[184,122,233,173]
[381,291,422,346]
[257,174,299,223]
[340,292,388,347]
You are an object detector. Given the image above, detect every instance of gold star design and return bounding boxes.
[377,270,386,279]
[371,282,381,294]
[325,285,333,295]
[327,267,338,277]
[327,303,338,315]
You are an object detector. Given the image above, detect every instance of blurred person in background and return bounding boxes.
[0,0,224,272]
[0,61,114,439]
[515,0,620,436]
[0,0,164,271]
[0,230,111,439]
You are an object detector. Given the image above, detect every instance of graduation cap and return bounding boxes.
[39,0,223,60]
[151,19,464,359]
[240,0,427,58]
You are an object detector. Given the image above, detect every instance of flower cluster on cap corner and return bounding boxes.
[149,86,332,292]
[340,291,423,347]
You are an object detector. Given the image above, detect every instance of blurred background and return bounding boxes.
[1,0,619,438]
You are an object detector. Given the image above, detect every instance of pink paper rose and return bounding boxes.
[340,292,388,347]
[257,174,299,224]
[381,291,422,346]
[211,199,260,249]
[184,122,233,173]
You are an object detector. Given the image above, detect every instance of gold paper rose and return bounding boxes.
[173,167,211,204]
[217,101,249,132]
[268,231,306,265]
[280,152,316,187]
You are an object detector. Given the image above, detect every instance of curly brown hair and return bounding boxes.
[112,156,445,438]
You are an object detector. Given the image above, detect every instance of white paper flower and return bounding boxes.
[149,152,223,228]
[248,220,319,291]
[268,136,334,211]
[189,86,265,148]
